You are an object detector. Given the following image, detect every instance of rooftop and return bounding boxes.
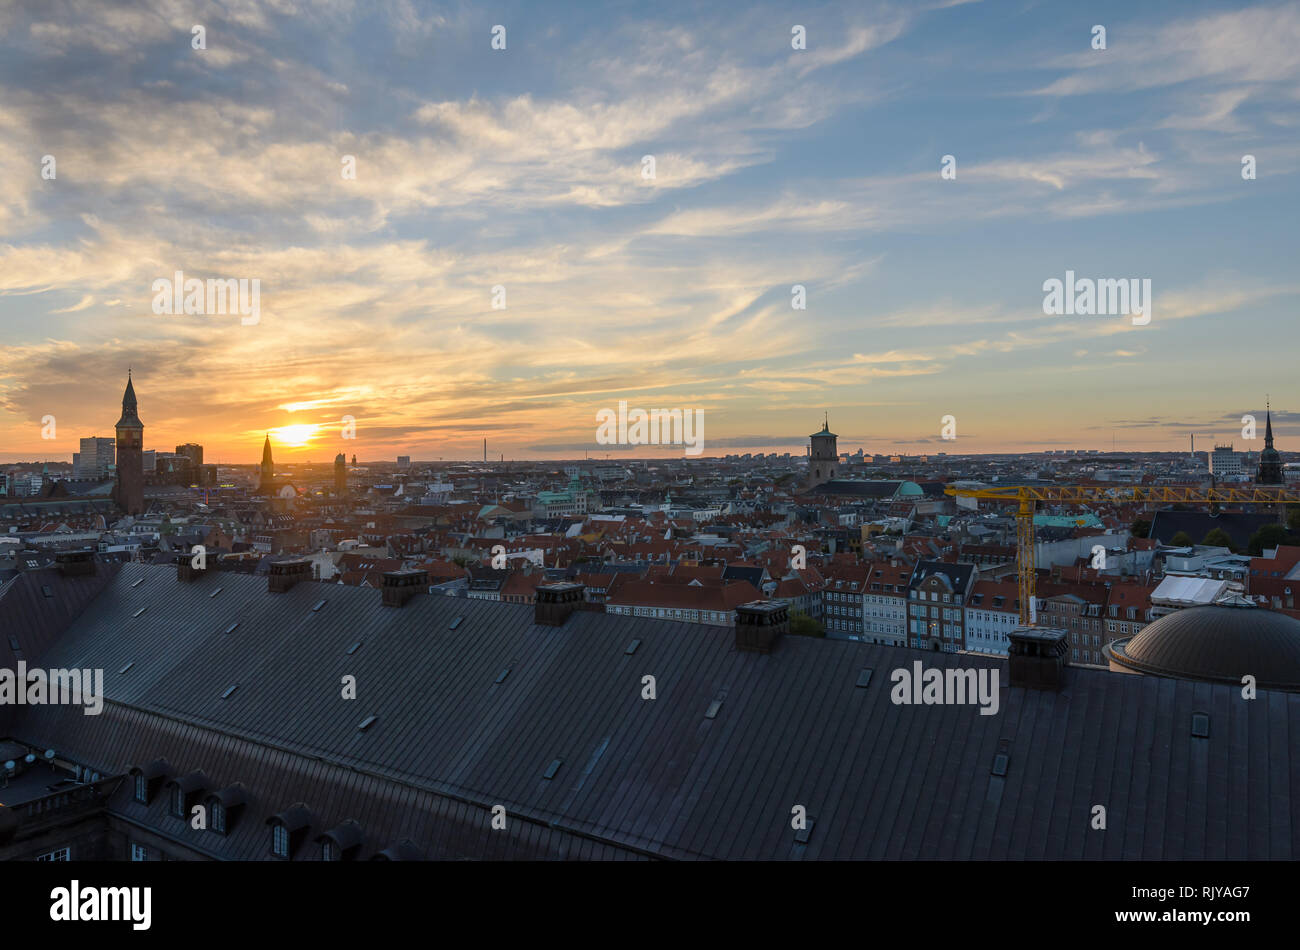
[6,563,1299,858]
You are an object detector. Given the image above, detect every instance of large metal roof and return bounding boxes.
[8,563,1300,859]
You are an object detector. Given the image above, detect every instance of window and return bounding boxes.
[322,840,338,862]
[37,848,70,862]
[130,843,148,862]
[170,785,184,818]
[134,774,148,803]
[272,824,289,858]
[212,802,226,833]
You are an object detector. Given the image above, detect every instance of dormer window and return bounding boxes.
[127,758,171,805]
[212,802,226,833]
[170,785,184,817]
[266,803,314,860]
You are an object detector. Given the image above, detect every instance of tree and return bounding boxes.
[1130,518,1151,539]
[1288,508,1300,535]
[788,607,825,638]
[1201,528,1234,551]
[1169,531,1193,547]
[1248,523,1290,556]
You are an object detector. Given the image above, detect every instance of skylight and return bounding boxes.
[794,818,815,844]
[358,715,378,731]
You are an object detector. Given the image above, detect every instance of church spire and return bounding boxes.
[259,434,276,493]
[1257,396,1283,485]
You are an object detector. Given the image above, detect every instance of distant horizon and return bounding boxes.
[1,445,1277,469]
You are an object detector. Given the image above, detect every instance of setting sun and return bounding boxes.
[272,423,320,448]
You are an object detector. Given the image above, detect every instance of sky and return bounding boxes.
[0,0,1298,463]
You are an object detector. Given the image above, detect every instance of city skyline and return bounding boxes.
[0,367,1292,465]
[3,0,1299,461]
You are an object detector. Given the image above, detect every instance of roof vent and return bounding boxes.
[55,549,95,577]
[268,558,312,594]
[381,569,428,607]
[535,582,584,627]
[175,551,205,582]
[1007,627,1068,690]
[734,601,789,654]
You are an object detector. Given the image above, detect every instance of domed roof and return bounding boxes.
[1107,604,1300,691]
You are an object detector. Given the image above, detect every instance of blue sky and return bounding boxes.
[0,0,1297,462]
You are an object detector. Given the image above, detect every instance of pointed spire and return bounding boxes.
[116,369,142,427]
[1265,398,1275,448]
[262,433,274,465]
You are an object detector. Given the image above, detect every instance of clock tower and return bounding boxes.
[114,370,145,515]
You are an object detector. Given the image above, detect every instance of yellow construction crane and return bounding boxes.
[943,485,1300,625]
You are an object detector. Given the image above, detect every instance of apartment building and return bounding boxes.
[906,561,976,652]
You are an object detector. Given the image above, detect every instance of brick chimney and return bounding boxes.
[175,551,205,582]
[55,549,95,577]
[535,582,584,626]
[381,569,428,607]
[1007,627,1068,689]
[268,557,312,593]
[735,601,788,654]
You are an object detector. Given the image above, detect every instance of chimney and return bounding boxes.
[175,551,205,582]
[268,557,312,593]
[535,582,584,626]
[381,569,428,607]
[1007,627,1068,690]
[735,600,788,653]
[55,549,96,577]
